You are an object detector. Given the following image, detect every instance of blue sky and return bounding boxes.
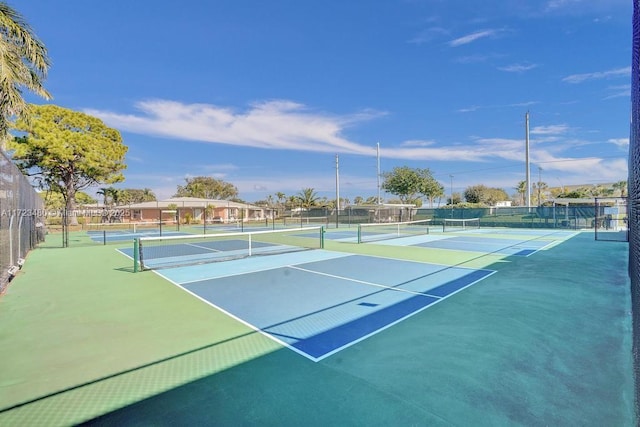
[17,0,632,204]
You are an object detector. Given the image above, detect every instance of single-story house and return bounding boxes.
[121,197,272,224]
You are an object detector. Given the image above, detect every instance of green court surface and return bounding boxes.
[0,229,635,426]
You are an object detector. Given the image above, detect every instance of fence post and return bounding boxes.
[133,238,139,273]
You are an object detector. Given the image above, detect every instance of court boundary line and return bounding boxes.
[184,242,223,253]
[288,265,443,298]
[118,229,575,361]
[149,269,316,361]
[176,252,357,285]
[313,268,497,361]
[150,255,497,362]
[411,229,576,258]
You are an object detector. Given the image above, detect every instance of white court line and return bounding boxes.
[175,251,355,285]
[184,242,223,252]
[288,265,441,299]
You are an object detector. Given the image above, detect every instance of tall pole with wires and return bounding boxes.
[335,154,340,228]
[377,143,381,205]
[525,111,531,208]
[335,154,340,211]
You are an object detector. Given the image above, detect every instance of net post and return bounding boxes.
[321,226,325,249]
[103,230,107,245]
[133,238,140,273]
[357,224,362,244]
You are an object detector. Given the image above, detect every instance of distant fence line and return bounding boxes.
[294,202,628,231]
[0,151,45,292]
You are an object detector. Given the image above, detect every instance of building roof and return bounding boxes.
[122,197,264,210]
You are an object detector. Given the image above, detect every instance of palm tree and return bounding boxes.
[532,181,548,206]
[141,188,156,202]
[613,180,628,197]
[297,188,319,209]
[97,187,110,206]
[515,180,527,206]
[0,3,51,147]
[286,195,297,211]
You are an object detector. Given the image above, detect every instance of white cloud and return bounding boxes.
[562,66,631,84]
[400,140,437,147]
[86,99,385,157]
[88,99,527,163]
[498,63,538,73]
[545,0,583,12]
[455,54,492,64]
[530,124,570,135]
[604,84,630,100]
[457,106,480,113]
[407,27,449,45]
[457,101,538,113]
[448,29,499,47]
[608,138,629,148]
[87,99,625,194]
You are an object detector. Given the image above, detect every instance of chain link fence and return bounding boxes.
[0,151,45,293]
[630,0,640,418]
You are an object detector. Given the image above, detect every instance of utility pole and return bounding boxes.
[525,111,531,208]
[335,154,340,211]
[377,143,381,205]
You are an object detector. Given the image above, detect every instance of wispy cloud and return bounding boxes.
[457,106,480,113]
[562,66,630,83]
[87,99,543,164]
[608,137,629,148]
[498,63,538,73]
[407,27,449,45]
[455,54,491,64]
[530,124,570,135]
[88,99,621,184]
[448,29,499,47]
[544,0,627,14]
[400,140,437,147]
[604,84,630,99]
[545,0,583,12]
[457,101,538,113]
[86,99,386,157]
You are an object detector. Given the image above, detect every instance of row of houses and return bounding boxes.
[97,197,272,223]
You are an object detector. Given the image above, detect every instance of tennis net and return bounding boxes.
[357,219,431,243]
[86,221,179,235]
[134,226,324,271]
[283,216,330,227]
[442,218,480,232]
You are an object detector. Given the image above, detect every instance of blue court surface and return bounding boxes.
[410,235,554,256]
[368,229,577,257]
[154,251,494,361]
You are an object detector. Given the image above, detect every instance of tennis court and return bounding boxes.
[0,225,635,426]
[155,250,494,361]
[373,228,578,257]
